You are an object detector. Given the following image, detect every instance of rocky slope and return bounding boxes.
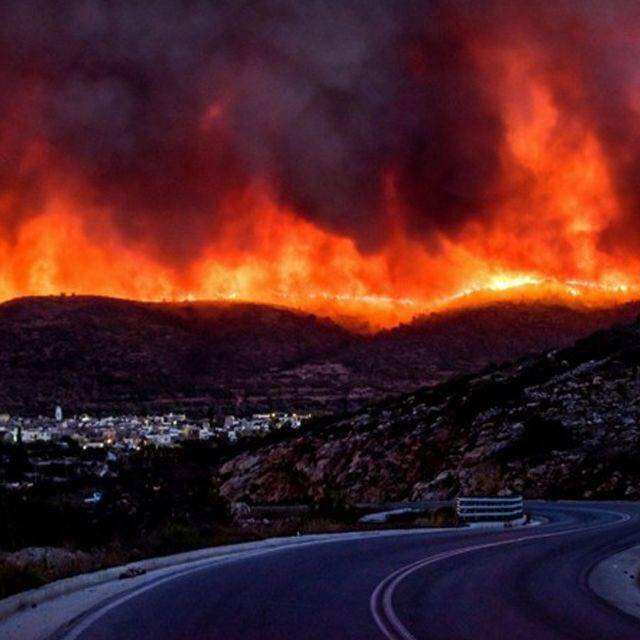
[1,295,640,416]
[219,316,640,502]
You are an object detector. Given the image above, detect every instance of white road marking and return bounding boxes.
[51,506,633,640]
[369,508,633,640]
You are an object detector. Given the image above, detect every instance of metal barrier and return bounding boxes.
[456,496,524,525]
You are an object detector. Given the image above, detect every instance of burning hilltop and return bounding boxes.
[1,2,640,328]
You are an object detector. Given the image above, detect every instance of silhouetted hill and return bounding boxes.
[0,296,354,415]
[1,295,640,415]
[351,301,640,386]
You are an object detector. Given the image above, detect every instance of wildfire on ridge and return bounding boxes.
[2,2,640,330]
[0,198,637,332]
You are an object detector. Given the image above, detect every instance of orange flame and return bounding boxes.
[2,41,640,331]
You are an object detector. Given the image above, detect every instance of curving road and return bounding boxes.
[50,502,640,640]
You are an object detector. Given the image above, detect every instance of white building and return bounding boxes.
[19,429,52,443]
[146,433,173,447]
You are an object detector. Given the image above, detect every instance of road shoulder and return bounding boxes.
[589,544,640,619]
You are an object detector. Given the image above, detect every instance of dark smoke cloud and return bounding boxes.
[0,1,638,263]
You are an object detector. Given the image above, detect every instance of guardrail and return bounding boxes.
[456,496,524,524]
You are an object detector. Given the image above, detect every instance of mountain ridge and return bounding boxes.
[1,294,640,415]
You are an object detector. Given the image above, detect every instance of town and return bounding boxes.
[0,408,309,451]
[0,408,310,495]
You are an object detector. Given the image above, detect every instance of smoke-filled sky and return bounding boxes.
[2,0,640,327]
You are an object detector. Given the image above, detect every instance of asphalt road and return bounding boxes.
[50,502,640,640]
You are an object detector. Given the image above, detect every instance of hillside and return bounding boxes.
[1,295,640,415]
[220,315,640,502]
[0,296,353,415]
[345,302,640,390]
